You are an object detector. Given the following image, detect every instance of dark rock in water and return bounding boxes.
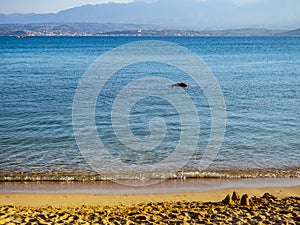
[171,82,188,88]
[240,194,250,206]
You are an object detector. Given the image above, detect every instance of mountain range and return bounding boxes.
[1,0,300,30]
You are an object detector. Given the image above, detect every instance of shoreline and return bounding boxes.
[0,178,299,207]
[1,178,299,195]
[1,186,299,207]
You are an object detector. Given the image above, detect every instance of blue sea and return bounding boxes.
[0,36,299,182]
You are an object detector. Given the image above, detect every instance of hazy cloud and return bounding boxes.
[230,0,265,5]
[0,0,133,13]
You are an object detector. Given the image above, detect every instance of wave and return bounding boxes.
[1,167,299,182]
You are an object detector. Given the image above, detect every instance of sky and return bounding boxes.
[0,0,263,14]
[0,0,133,14]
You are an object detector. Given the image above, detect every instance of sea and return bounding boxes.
[0,36,299,182]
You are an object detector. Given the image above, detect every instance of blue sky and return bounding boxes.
[0,0,264,14]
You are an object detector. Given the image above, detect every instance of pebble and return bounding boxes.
[232,191,240,202]
[240,194,250,206]
[222,194,235,205]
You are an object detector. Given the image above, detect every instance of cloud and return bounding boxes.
[230,0,265,6]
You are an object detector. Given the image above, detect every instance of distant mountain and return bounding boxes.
[276,28,300,36]
[0,0,299,30]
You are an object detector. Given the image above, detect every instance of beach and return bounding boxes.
[1,183,299,224]
[1,36,300,224]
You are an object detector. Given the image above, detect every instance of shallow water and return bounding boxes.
[0,36,299,181]
[1,178,300,194]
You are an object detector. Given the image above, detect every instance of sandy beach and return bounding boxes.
[1,185,299,224]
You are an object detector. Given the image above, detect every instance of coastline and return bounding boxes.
[1,178,299,195]
[1,185,299,207]
[1,178,299,206]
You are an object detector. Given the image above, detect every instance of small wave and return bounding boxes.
[1,167,299,182]
[174,168,300,179]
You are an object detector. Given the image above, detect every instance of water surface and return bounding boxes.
[0,36,299,181]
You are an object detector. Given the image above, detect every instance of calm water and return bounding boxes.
[0,36,299,181]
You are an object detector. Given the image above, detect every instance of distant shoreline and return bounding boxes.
[1,23,299,37]
[2,35,300,38]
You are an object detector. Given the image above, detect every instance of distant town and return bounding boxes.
[1,23,299,37]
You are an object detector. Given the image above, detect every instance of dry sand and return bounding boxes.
[1,186,299,224]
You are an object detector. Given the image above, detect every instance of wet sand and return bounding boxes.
[1,178,299,195]
[1,185,299,224]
